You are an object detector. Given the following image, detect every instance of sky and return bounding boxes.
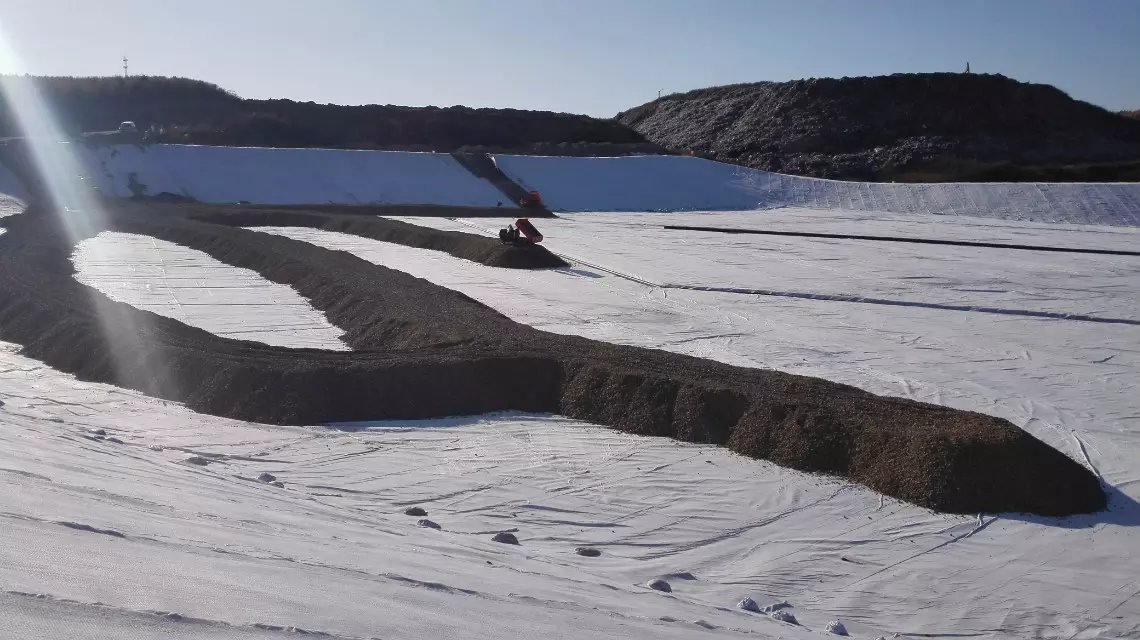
[1,0,1138,117]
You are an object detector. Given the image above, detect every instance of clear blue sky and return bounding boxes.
[1,0,1138,116]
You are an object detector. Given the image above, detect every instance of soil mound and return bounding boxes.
[617,73,1140,180]
[244,203,552,218]
[187,206,568,269]
[0,201,1105,516]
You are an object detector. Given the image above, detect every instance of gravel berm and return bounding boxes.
[188,205,566,269]
[0,201,1106,516]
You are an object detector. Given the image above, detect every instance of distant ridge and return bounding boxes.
[617,73,1140,181]
[0,75,652,154]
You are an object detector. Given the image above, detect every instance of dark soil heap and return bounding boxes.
[617,73,1140,180]
[0,201,1106,517]
[188,206,567,269]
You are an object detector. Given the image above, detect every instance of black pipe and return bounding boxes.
[662,224,1140,257]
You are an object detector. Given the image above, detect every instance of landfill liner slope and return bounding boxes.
[0,201,1105,516]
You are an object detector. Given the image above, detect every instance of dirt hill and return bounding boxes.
[617,73,1140,181]
[0,75,653,154]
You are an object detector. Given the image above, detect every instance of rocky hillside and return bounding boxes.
[617,73,1140,180]
[0,75,652,153]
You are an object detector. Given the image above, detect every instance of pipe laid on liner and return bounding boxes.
[662,224,1140,257]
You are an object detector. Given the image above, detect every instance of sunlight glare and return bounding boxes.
[0,19,171,396]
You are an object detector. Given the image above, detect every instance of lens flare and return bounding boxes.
[0,21,170,396]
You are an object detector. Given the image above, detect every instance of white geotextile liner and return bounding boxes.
[78,144,509,207]
[72,231,348,350]
[492,154,1140,225]
[328,210,1139,638]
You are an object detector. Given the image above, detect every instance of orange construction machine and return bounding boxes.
[499,218,544,244]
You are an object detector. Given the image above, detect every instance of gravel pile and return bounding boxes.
[0,200,1105,516]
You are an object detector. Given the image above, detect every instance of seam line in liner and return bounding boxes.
[661,224,1140,257]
